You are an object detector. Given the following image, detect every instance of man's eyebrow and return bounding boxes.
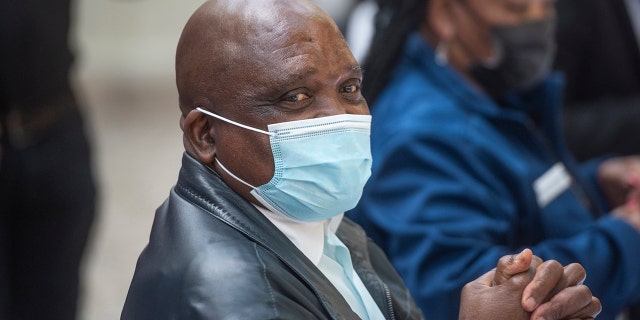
[351,65,364,74]
[266,64,364,94]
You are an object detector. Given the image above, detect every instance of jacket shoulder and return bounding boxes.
[123,188,334,319]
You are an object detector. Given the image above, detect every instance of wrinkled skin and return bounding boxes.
[175,1,602,319]
[176,0,368,207]
[460,249,601,320]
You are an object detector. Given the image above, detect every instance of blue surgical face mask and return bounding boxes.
[196,107,372,222]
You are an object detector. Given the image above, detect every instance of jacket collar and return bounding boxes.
[174,153,360,319]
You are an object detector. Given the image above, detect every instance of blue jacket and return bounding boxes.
[350,32,640,319]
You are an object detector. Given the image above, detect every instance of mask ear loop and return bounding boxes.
[215,157,257,190]
[196,107,275,136]
[196,106,270,189]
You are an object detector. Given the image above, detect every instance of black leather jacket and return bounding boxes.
[121,153,424,320]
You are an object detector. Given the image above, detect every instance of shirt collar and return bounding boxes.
[254,204,344,265]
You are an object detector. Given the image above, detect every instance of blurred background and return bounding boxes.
[73,0,198,319]
[73,0,358,319]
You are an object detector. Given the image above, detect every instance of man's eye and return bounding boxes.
[284,93,310,102]
[341,84,360,94]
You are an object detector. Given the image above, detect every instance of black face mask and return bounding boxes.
[470,16,557,99]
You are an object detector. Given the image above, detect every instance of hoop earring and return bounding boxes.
[435,42,448,66]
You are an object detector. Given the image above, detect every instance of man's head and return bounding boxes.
[176,0,368,210]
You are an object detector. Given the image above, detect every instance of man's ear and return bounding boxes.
[181,109,216,164]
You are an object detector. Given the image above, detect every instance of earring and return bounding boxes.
[435,42,448,66]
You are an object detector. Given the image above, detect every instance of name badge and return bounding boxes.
[533,162,572,208]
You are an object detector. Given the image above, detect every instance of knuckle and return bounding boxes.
[538,259,562,273]
[544,259,562,269]
[577,284,593,296]
[536,260,563,280]
[531,254,543,265]
[565,262,586,275]
[497,253,515,268]
[564,263,587,285]
[545,302,564,319]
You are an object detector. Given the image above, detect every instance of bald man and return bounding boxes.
[121,0,600,319]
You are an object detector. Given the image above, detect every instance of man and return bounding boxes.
[121,0,601,319]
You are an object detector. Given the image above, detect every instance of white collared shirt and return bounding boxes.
[255,206,385,320]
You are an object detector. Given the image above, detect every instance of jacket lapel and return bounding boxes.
[176,153,359,319]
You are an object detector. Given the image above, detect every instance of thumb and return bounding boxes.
[493,248,533,286]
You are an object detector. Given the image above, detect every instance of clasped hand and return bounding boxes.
[459,249,601,320]
[598,156,640,230]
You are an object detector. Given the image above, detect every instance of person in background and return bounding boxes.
[311,0,362,33]
[555,0,640,162]
[121,0,601,319]
[349,0,640,319]
[0,0,98,319]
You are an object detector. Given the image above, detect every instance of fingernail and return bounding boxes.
[514,248,528,262]
[513,252,522,263]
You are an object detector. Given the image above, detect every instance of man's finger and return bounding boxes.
[521,259,563,311]
[562,263,587,287]
[530,285,601,320]
[493,248,533,286]
[470,268,497,288]
[523,262,587,312]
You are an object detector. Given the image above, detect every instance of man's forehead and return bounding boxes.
[204,0,321,26]
[235,43,358,95]
[176,0,348,103]
[202,0,333,56]
[221,5,350,75]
